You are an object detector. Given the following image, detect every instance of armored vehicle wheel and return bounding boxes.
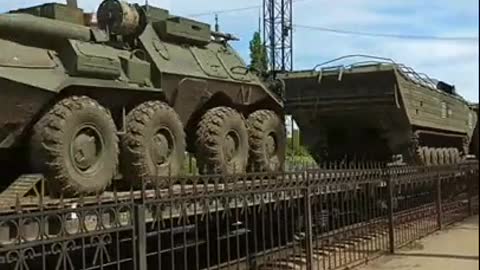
[247,110,286,172]
[443,148,452,164]
[454,148,462,164]
[449,148,459,164]
[417,147,424,164]
[437,148,445,165]
[121,101,186,188]
[430,148,439,165]
[456,149,462,163]
[417,147,426,165]
[195,107,248,175]
[423,147,432,166]
[30,96,119,196]
[424,147,433,166]
[443,148,451,164]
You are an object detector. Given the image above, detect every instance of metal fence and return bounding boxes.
[0,161,478,270]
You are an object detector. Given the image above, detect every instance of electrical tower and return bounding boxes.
[263,0,293,73]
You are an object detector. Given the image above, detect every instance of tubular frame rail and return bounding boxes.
[0,161,478,270]
[310,54,464,101]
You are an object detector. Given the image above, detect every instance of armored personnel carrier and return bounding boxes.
[0,0,285,197]
[280,55,477,165]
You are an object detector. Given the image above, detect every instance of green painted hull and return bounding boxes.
[281,64,478,163]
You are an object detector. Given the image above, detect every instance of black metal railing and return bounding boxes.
[0,161,478,270]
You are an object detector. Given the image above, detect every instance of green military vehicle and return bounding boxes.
[280,55,478,165]
[470,104,479,158]
[0,0,286,197]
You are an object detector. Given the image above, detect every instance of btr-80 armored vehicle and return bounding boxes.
[280,55,477,165]
[0,0,285,196]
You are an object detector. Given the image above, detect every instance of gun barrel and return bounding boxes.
[0,14,91,42]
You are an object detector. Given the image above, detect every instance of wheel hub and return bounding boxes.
[266,133,277,156]
[151,129,173,166]
[224,131,239,162]
[265,132,281,171]
[71,126,102,172]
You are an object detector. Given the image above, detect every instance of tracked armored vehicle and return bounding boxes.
[0,0,285,197]
[280,56,478,165]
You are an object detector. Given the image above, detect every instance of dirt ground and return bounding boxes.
[360,216,479,270]
[359,215,479,270]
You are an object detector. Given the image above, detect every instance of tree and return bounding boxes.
[249,32,268,74]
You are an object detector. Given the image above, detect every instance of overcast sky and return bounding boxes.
[2,0,478,102]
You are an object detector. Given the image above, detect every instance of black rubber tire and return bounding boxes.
[417,147,428,166]
[247,110,286,172]
[195,107,248,175]
[444,148,450,164]
[416,147,424,165]
[121,101,186,188]
[30,96,119,197]
[443,148,451,164]
[437,148,445,165]
[430,148,439,165]
[423,147,432,166]
[449,148,460,164]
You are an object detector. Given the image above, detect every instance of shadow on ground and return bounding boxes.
[393,252,478,261]
[359,216,479,270]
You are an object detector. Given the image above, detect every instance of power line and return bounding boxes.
[188,5,260,17]
[186,3,478,42]
[294,24,479,42]
[187,0,308,18]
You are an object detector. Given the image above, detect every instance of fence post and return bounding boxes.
[304,171,313,270]
[435,172,443,230]
[466,168,474,217]
[386,167,395,254]
[136,204,147,270]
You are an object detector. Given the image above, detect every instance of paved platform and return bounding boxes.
[359,215,479,270]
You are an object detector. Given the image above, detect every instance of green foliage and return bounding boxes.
[285,130,316,168]
[285,155,316,170]
[286,130,310,157]
[249,32,268,73]
[286,138,311,157]
[182,154,198,176]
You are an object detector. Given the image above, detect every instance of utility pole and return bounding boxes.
[215,14,219,32]
[263,0,293,75]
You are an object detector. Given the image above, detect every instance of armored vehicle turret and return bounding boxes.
[280,55,477,165]
[0,0,285,197]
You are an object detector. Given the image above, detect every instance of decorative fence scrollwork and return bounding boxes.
[0,161,478,270]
